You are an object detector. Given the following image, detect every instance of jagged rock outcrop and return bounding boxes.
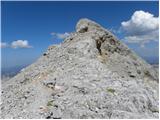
[1,18,159,119]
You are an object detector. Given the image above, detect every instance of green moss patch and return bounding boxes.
[47,100,54,107]
[107,88,115,94]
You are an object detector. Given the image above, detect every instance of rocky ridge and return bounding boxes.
[1,18,159,119]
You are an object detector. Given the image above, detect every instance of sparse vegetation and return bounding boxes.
[107,88,115,94]
[47,100,54,107]
[144,70,151,77]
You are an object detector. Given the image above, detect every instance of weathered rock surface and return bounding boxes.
[1,18,159,119]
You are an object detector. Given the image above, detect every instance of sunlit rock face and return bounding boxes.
[1,18,158,119]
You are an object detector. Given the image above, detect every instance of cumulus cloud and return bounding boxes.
[11,40,32,49]
[0,42,8,48]
[121,10,159,47]
[51,32,70,39]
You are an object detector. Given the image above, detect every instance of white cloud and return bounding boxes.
[11,40,32,49]
[0,42,8,48]
[123,30,159,47]
[121,10,159,47]
[51,32,70,39]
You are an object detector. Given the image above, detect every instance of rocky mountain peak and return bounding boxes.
[76,18,103,33]
[1,18,159,119]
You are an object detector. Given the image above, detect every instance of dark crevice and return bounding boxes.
[45,112,62,119]
[79,26,88,33]
[43,53,47,56]
[96,40,102,55]
[46,112,53,119]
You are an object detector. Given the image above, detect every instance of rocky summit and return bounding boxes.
[1,19,159,119]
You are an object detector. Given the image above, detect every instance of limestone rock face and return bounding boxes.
[1,18,159,119]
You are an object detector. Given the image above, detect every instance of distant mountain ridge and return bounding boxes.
[1,65,28,81]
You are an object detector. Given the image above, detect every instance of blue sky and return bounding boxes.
[1,1,159,68]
